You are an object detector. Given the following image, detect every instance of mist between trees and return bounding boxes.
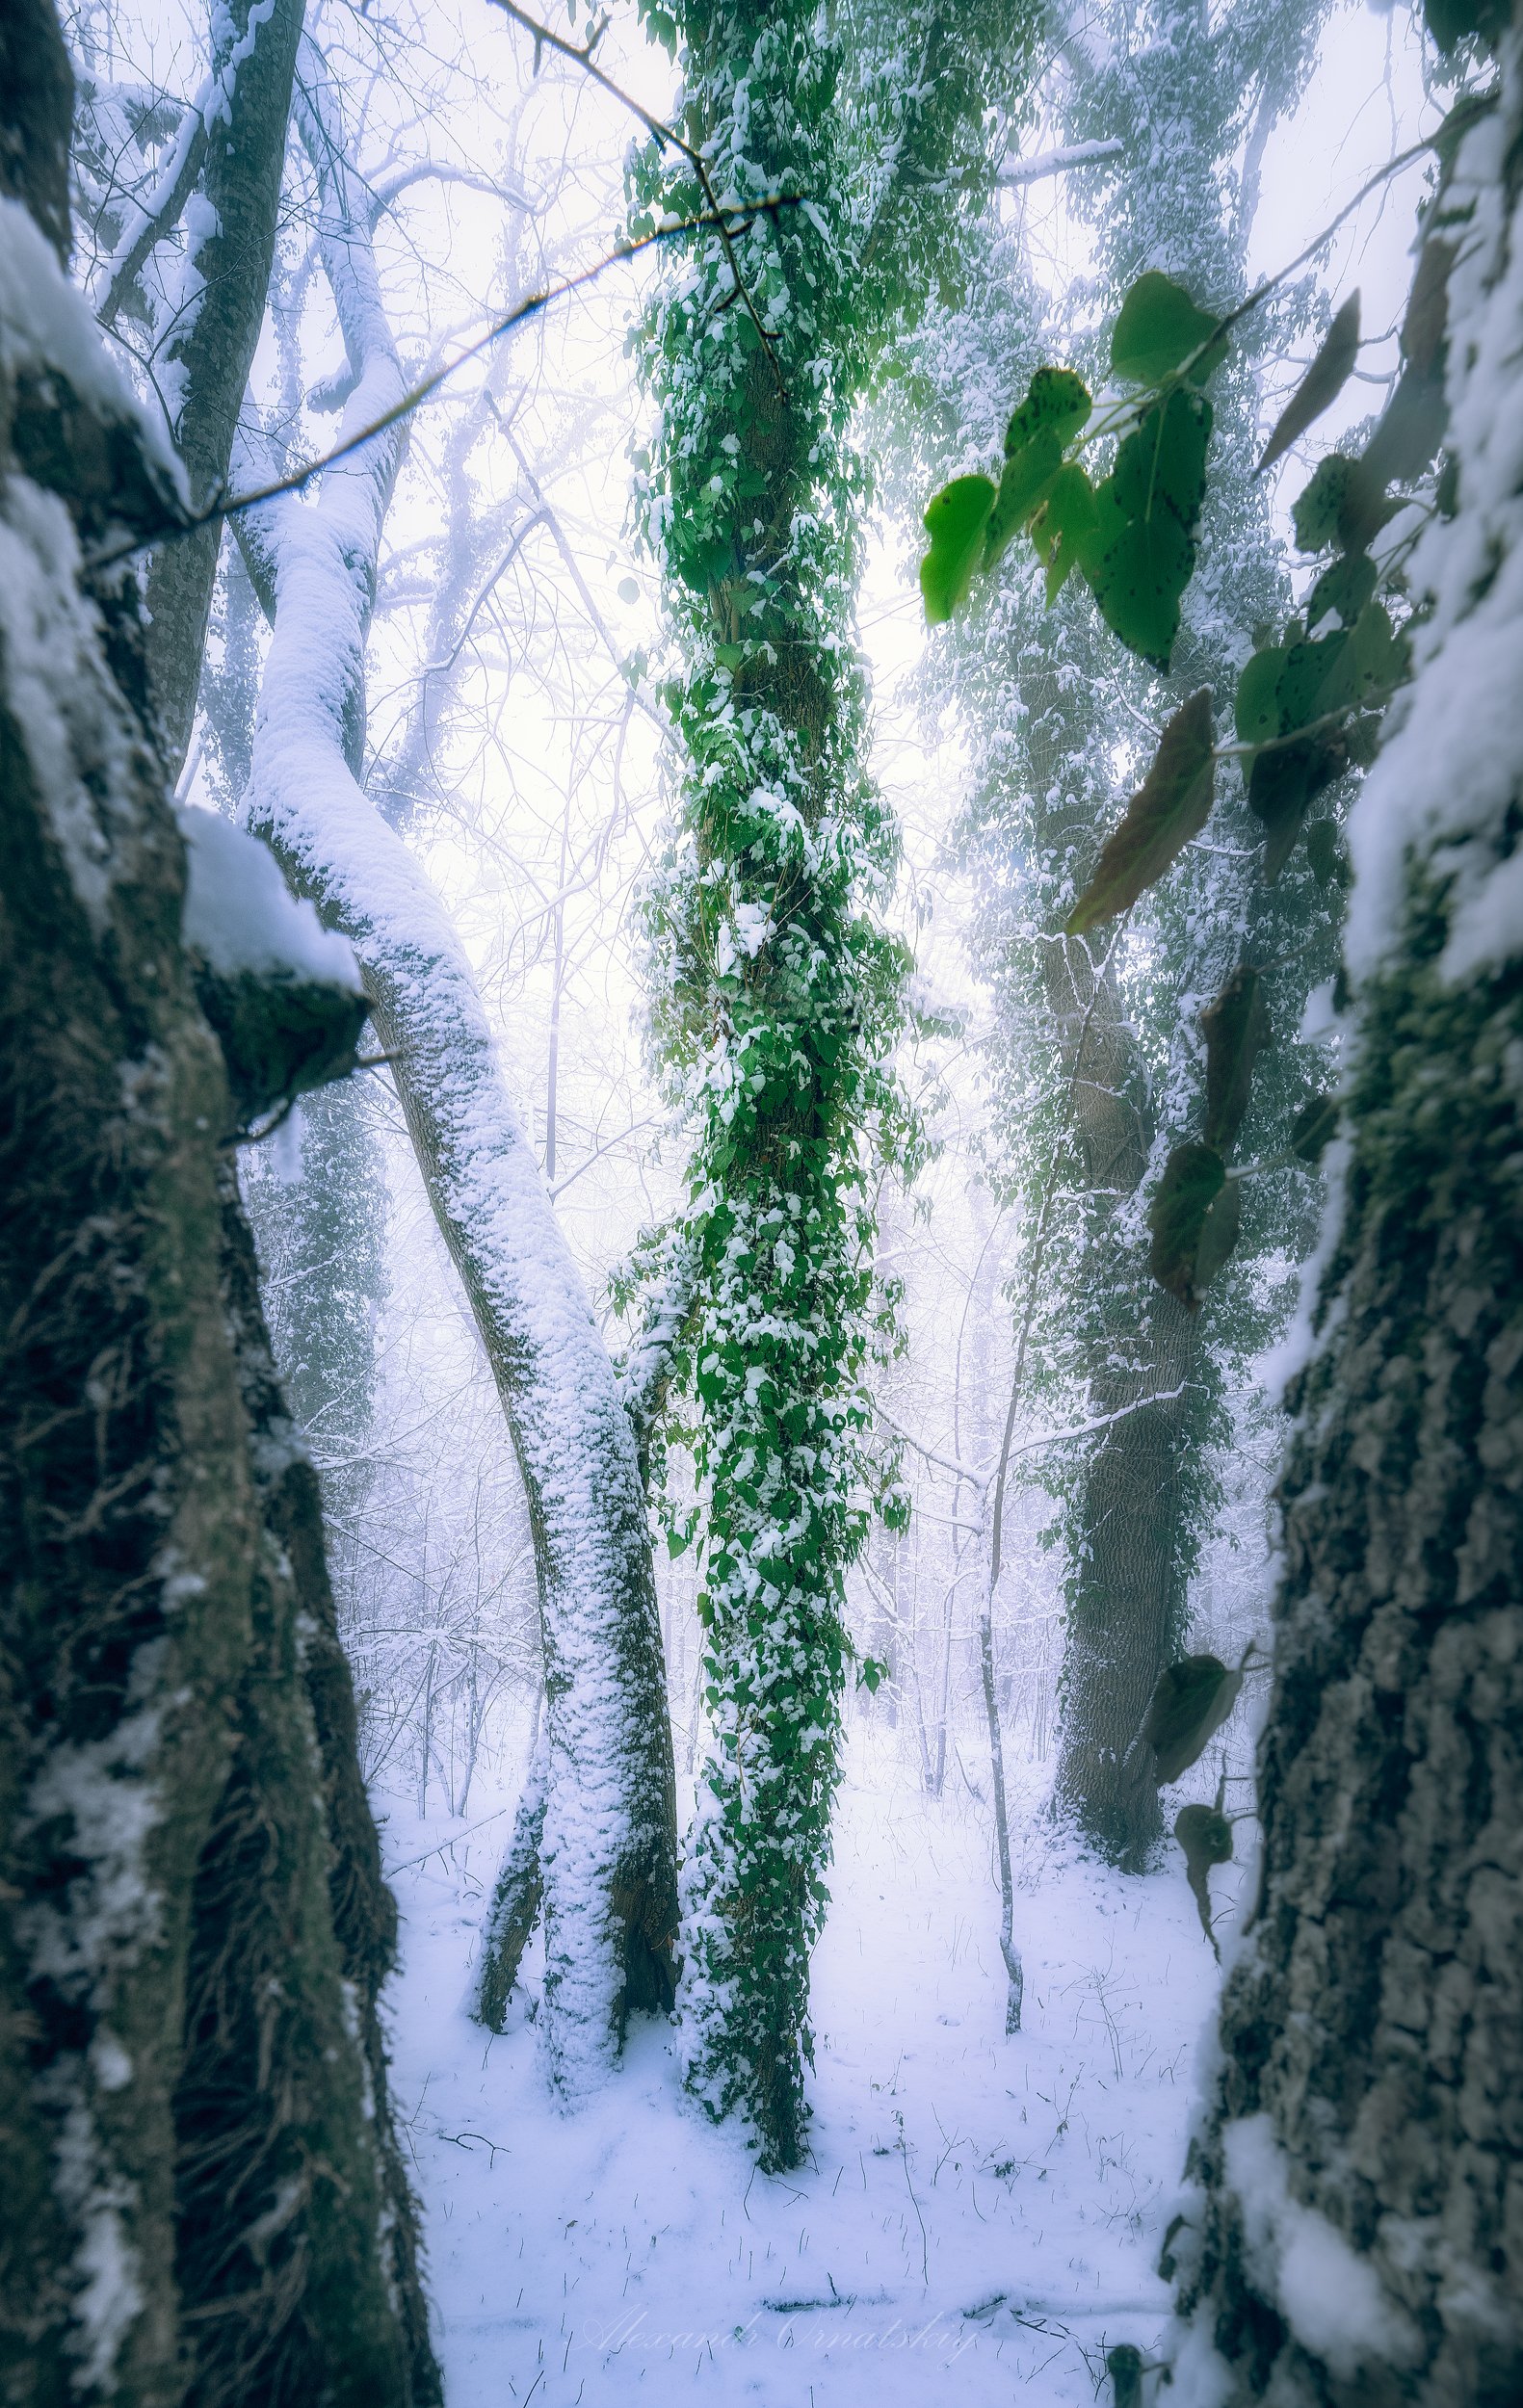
[2,0,1519,2402]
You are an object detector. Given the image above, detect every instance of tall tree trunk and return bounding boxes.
[133,0,306,773]
[1168,39,1523,2401]
[0,9,436,2397]
[1044,922,1200,1868]
[233,64,678,2081]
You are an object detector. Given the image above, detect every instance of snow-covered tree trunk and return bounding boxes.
[0,8,436,2395]
[127,0,305,772]
[235,63,678,2085]
[1167,37,1523,2402]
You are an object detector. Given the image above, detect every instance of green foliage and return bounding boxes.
[1201,965,1268,1154]
[1147,1142,1230,1312]
[1145,1655,1244,1784]
[1066,690,1216,933]
[1257,291,1360,473]
[1174,1801,1234,1955]
[630,0,1044,2169]
[922,474,997,622]
[1110,269,1225,386]
[918,152,1462,1303]
[1425,0,1510,54]
[920,270,1224,668]
[1290,1090,1339,1162]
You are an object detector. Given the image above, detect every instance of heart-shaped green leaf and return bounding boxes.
[921,474,997,624]
[1144,1655,1244,1785]
[1146,1140,1230,1310]
[1067,691,1216,933]
[1112,271,1225,387]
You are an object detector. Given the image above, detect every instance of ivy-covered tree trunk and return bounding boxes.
[634,0,1040,2170]
[0,8,437,2398]
[1167,38,1523,2402]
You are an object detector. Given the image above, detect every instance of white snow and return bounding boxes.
[1221,2113,1419,2378]
[382,1732,1229,2406]
[0,197,184,496]
[1346,79,1523,987]
[178,802,362,991]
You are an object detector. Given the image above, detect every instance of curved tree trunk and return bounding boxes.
[1168,48,1523,2402]
[0,10,436,2395]
[234,65,677,2083]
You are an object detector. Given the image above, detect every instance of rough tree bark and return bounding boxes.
[126,0,306,773]
[0,6,437,2399]
[1046,917,1199,1871]
[1167,35,1523,2403]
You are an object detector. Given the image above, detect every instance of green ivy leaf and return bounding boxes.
[1066,690,1216,934]
[1113,389,1212,525]
[1248,736,1344,879]
[1004,363,1091,452]
[1292,453,1396,556]
[1200,965,1268,1156]
[1304,552,1378,632]
[1086,509,1194,668]
[1424,0,1509,54]
[1347,598,1407,700]
[1234,645,1290,745]
[1175,1802,1235,1957]
[1081,391,1211,668]
[1276,631,1352,734]
[1257,292,1361,473]
[1291,1091,1340,1161]
[1147,1140,1231,1310]
[1195,1174,1242,1292]
[1303,820,1347,890]
[1143,1655,1245,1785]
[1111,271,1226,387]
[920,474,996,624]
[1032,461,1098,602]
[983,428,1063,571]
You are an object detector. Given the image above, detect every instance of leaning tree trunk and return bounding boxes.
[232,65,678,2084]
[0,7,437,2399]
[1167,37,1523,2403]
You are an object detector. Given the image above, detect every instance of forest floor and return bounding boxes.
[381,1730,1234,2405]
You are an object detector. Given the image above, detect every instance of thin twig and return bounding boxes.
[488,0,788,395]
[86,197,802,571]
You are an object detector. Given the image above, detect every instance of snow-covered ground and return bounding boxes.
[381,1733,1235,2406]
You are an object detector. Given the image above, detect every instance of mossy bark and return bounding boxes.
[1169,41,1523,2394]
[0,10,437,2396]
[1169,922,1523,2408]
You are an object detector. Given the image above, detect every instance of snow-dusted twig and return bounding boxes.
[488,0,788,393]
[997,138,1124,187]
[88,196,804,570]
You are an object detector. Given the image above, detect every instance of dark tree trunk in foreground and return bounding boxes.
[1168,37,1523,2401]
[0,8,437,2398]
